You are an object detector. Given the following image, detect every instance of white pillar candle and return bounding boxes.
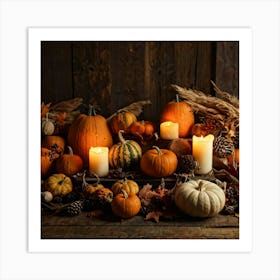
[192,134,214,174]
[89,147,109,177]
[160,121,179,140]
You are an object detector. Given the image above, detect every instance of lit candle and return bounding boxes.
[192,134,214,174]
[89,147,109,177]
[160,121,179,140]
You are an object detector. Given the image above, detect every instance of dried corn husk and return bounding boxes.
[170,83,239,142]
[107,100,151,122]
[41,98,83,129]
[210,80,239,109]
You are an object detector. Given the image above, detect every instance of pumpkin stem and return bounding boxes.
[175,94,180,103]
[67,146,74,156]
[118,130,126,144]
[82,170,88,188]
[91,172,101,186]
[88,105,97,116]
[121,189,128,199]
[45,112,49,121]
[197,180,205,191]
[159,178,165,189]
[152,145,162,155]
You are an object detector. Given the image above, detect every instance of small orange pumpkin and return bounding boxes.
[111,178,139,196]
[111,189,141,219]
[140,146,178,178]
[41,147,59,178]
[160,94,194,137]
[228,148,240,166]
[129,120,155,137]
[42,135,66,155]
[56,146,83,176]
[109,110,137,135]
[82,171,105,197]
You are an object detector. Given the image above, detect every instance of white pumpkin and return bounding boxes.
[174,179,225,218]
[42,113,55,136]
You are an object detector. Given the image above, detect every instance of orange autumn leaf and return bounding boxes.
[41,102,52,119]
[56,112,67,126]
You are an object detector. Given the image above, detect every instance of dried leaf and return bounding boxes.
[145,211,161,223]
[41,102,52,119]
[86,209,105,218]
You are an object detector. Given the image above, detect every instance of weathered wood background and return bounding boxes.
[41,41,239,124]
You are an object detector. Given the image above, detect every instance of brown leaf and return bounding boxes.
[145,211,161,223]
[86,209,105,218]
[41,102,52,119]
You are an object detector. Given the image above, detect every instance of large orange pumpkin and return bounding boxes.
[160,94,194,137]
[140,146,178,178]
[67,105,113,165]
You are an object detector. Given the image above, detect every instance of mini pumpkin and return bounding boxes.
[174,179,226,218]
[56,146,83,176]
[82,171,105,197]
[111,189,141,219]
[129,120,155,137]
[42,135,66,155]
[67,105,113,165]
[41,147,59,178]
[44,173,73,197]
[42,112,55,136]
[109,110,137,135]
[140,146,178,178]
[111,178,139,196]
[160,94,194,137]
[109,130,142,170]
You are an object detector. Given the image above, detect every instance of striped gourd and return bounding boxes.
[109,130,142,170]
[109,111,137,134]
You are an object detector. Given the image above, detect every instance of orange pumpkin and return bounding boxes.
[111,178,139,195]
[42,135,66,155]
[228,148,240,165]
[55,146,83,176]
[67,105,113,165]
[82,171,105,197]
[109,111,137,135]
[111,190,141,219]
[129,120,155,137]
[41,147,58,178]
[140,146,178,178]
[160,94,194,137]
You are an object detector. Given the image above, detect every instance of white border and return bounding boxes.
[28,27,252,253]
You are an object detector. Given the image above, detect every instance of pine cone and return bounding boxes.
[178,155,199,175]
[232,128,239,148]
[64,200,84,216]
[213,136,235,158]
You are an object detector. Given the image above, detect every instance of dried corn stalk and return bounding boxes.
[170,84,239,140]
[107,100,151,122]
[41,97,83,126]
[210,80,239,109]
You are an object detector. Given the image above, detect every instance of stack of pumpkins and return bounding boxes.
[41,97,226,219]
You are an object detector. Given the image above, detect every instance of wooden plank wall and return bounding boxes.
[41,41,239,124]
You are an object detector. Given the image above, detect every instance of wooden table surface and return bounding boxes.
[41,213,239,239]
